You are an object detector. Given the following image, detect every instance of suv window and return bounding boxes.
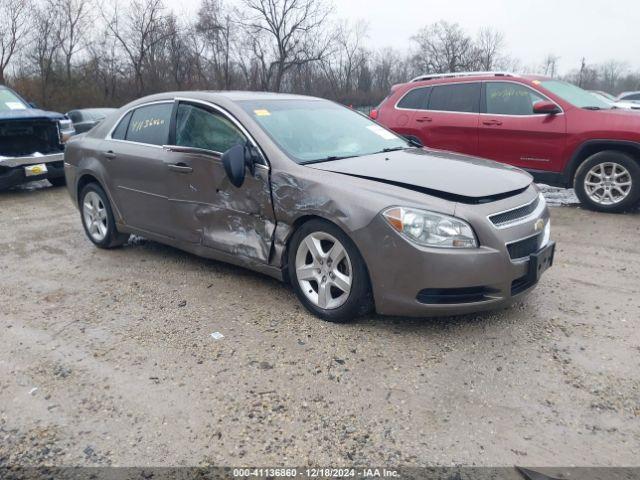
[125,103,173,145]
[111,111,132,140]
[485,82,546,115]
[397,87,430,109]
[622,93,640,101]
[429,83,480,113]
[175,103,246,153]
[428,83,480,113]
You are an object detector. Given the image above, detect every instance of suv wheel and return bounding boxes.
[288,219,373,323]
[80,183,129,248]
[574,151,640,213]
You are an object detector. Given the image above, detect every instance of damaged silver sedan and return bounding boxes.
[64,92,554,322]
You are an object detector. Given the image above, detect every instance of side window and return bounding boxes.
[125,103,173,145]
[111,111,132,140]
[175,103,246,153]
[428,83,480,113]
[485,82,545,115]
[397,87,430,109]
[624,93,640,101]
[67,111,81,123]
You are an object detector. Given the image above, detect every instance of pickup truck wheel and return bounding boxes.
[49,177,66,187]
[288,219,373,323]
[79,183,129,248]
[574,151,640,213]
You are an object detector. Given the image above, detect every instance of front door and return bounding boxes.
[478,81,566,171]
[104,101,175,238]
[164,101,275,264]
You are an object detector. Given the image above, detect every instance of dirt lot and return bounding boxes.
[0,183,639,467]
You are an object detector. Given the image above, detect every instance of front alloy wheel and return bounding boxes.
[574,151,640,213]
[295,231,353,310]
[288,219,372,322]
[583,162,632,206]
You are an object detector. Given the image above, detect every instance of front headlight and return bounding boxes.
[382,207,478,248]
[58,118,75,143]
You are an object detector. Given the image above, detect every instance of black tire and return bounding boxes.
[288,219,373,323]
[574,151,640,213]
[48,176,66,187]
[79,183,129,249]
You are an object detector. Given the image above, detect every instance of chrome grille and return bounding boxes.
[489,196,540,227]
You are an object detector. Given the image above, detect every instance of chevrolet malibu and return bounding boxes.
[64,92,555,322]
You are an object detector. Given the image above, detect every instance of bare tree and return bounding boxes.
[196,0,234,89]
[238,0,333,91]
[54,0,91,81]
[27,1,62,104]
[0,0,30,84]
[411,21,474,73]
[103,0,171,95]
[321,19,368,98]
[474,27,504,71]
[542,53,560,77]
[600,60,627,93]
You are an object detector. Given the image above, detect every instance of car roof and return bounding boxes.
[404,73,551,88]
[127,90,321,105]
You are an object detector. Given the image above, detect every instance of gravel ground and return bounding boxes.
[0,182,639,467]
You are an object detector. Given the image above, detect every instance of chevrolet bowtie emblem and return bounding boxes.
[534,219,545,232]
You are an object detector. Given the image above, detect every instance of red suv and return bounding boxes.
[373,72,640,213]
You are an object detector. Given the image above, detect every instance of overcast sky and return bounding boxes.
[177,0,640,74]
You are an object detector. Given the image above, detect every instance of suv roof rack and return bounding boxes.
[410,71,517,83]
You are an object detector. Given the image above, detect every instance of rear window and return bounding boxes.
[397,87,430,109]
[428,83,480,113]
[125,103,173,145]
[111,111,132,140]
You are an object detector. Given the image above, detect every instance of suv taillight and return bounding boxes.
[370,109,378,120]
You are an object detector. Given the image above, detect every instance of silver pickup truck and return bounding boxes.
[0,85,75,189]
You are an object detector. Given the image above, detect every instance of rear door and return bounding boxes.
[386,86,431,143]
[408,82,481,156]
[104,101,175,237]
[478,81,566,171]
[163,100,275,263]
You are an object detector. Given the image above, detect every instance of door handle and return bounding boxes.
[416,116,432,123]
[103,151,116,159]
[482,119,503,126]
[167,163,193,173]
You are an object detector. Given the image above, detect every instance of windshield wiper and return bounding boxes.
[301,155,359,165]
[582,106,603,110]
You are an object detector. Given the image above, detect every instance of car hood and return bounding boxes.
[0,108,65,121]
[308,148,532,203]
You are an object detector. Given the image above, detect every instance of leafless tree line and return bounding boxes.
[1,0,639,112]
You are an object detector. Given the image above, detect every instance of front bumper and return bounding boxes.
[352,191,553,317]
[0,153,65,189]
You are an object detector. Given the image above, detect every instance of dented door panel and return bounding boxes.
[166,152,275,264]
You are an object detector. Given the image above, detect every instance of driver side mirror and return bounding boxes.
[222,141,259,188]
[533,101,561,115]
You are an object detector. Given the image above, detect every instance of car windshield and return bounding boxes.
[238,99,409,164]
[540,80,611,109]
[0,89,28,112]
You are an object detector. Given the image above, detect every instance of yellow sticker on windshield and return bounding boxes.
[254,109,271,116]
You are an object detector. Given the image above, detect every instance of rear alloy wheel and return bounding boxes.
[80,183,129,248]
[574,151,640,213]
[288,219,372,322]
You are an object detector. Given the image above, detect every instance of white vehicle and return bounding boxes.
[617,91,640,104]
[589,91,640,111]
